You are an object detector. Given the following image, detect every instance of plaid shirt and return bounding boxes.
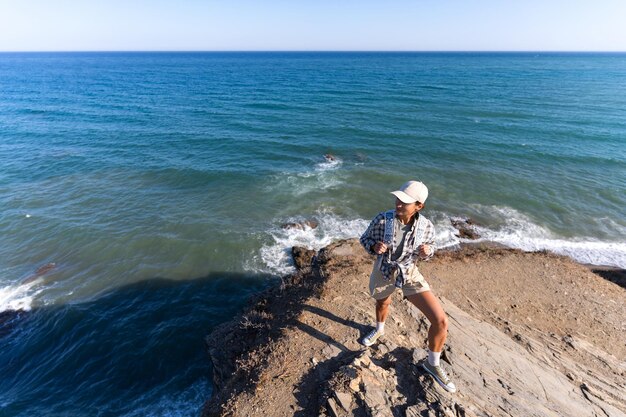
[360,210,436,287]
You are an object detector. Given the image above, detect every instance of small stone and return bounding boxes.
[334,391,353,411]
[562,335,578,350]
[349,377,362,392]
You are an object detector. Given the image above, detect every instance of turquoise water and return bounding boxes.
[1,52,625,416]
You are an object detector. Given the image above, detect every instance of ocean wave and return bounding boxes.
[255,209,466,275]
[255,206,626,274]
[459,206,626,269]
[430,214,463,250]
[120,378,210,417]
[264,156,345,197]
[0,279,43,313]
[256,211,368,275]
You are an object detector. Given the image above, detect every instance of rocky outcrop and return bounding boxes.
[321,299,626,417]
[203,239,626,417]
[292,246,316,270]
[450,218,480,240]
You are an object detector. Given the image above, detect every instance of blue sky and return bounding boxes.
[1,0,625,51]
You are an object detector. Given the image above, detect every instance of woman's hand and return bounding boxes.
[373,242,388,255]
[418,244,433,258]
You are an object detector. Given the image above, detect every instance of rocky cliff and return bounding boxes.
[203,240,626,417]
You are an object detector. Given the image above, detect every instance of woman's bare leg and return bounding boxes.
[405,291,448,352]
[375,295,392,323]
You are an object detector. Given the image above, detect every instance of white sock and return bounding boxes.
[428,350,441,367]
[376,322,385,333]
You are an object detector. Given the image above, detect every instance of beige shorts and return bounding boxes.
[369,263,430,300]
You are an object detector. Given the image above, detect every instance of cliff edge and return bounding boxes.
[203,240,626,417]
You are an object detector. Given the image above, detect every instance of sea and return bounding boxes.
[1,52,625,416]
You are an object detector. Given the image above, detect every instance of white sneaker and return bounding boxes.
[361,328,384,347]
[422,361,457,393]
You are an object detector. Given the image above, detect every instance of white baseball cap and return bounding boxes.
[391,180,428,204]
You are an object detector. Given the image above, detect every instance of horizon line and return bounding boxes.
[1,50,626,54]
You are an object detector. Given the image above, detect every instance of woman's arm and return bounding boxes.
[416,219,436,261]
[360,212,385,255]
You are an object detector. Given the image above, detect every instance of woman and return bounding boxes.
[359,180,456,393]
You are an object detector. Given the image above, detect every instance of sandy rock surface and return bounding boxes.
[203,240,626,417]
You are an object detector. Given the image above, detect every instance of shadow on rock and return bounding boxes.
[292,344,362,417]
[203,266,328,416]
[592,268,626,289]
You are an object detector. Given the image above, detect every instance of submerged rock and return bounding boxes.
[281,220,319,231]
[21,262,57,284]
[451,217,480,240]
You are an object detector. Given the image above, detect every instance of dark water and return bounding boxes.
[1,52,625,416]
[0,273,271,416]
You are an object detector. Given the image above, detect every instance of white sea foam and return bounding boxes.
[431,217,463,250]
[0,279,43,313]
[256,209,480,275]
[256,210,369,275]
[455,206,626,268]
[315,156,343,171]
[255,205,626,275]
[256,211,463,275]
[266,157,344,197]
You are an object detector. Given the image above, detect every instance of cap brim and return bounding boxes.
[391,191,417,204]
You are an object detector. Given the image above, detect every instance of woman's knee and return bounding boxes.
[376,296,392,308]
[432,314,448,331]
